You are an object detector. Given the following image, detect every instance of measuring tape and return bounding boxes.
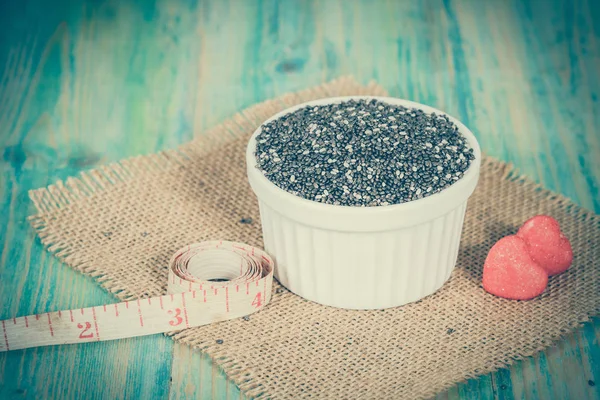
[0,241,274,352]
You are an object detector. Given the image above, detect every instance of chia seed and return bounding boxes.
[255,99,475,207]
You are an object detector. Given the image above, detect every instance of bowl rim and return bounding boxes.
[246,96,482,228]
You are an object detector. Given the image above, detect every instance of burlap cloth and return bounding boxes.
[28,77,600,399]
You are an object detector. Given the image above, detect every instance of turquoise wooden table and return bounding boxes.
[0,0,598,398]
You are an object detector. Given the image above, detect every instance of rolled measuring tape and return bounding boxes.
[0,241,274,352]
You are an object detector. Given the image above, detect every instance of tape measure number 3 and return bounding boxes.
[0,241,274,352]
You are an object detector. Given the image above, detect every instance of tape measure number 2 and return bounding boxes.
[0,241,274,352]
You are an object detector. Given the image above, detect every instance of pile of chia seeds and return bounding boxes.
[254,99,475,207]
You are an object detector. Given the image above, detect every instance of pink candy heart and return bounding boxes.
[482,235,549,300]
[517,215,573,276]
[482,215,573,300]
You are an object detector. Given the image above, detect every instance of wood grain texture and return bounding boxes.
[0,0,598,398]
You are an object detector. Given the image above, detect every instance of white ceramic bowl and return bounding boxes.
[246,96,481,309]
